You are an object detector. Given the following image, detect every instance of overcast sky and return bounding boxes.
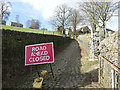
[4,0,120,31]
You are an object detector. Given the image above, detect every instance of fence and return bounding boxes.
[99,55,120,89]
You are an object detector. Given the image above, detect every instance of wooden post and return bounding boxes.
[99,55,101,84]
[36,65,40,77]
[49,63,54,78]
[111,68,115,89]
[31,66,33,82]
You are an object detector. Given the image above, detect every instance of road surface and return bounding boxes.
[17,39,100,89]
[42,40,100,89]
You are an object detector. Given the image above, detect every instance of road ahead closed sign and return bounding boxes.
[25,42,54,66]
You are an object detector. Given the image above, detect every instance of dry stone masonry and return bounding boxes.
[99,31,118,66]
[98,31,119,88]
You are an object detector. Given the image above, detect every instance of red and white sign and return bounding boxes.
[25,42,54,66]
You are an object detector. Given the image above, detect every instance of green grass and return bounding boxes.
[0,25,63,36]
[80,57,99,73]
[82,57,98,67]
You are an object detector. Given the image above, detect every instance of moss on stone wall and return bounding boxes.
[2,29,72,88]
[99,32,119,88]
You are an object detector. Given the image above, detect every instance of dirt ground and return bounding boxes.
[41,40,101,89]
[16,38,101,89]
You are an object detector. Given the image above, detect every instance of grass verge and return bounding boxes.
[0,25,63,36]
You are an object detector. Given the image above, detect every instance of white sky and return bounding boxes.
[20,0,81,19]
[20,0,119,19]
[20,0,119,30]
[4,0,120,31]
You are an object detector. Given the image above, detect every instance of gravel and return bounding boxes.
[43,40,82,88]
[16,39,101,89]
[78,34,91,56]
[42,40,100,89]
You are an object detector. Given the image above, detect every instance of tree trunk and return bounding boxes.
[62,21,65,34]
[92,23,96,33]
[102,22,105,38]
[73,25,76,38]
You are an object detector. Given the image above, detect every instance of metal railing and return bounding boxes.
[99,55,120,89]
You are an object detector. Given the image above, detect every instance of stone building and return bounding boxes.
[78,26,91,34]
[0,20,6,25]
[9,21,23,28]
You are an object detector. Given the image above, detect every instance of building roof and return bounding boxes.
[79,26,91,32]
[106,28,115,32]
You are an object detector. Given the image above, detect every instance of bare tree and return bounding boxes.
[26,20,31,28]
[70,9,83,37]
[26,19,41,29]
[95,1,118,29]
[34,20,40,29]
[79,2,98,32]
[68,27,72,37]
[0,1,11,22]
[78,0,118,60]
[50,4,72,34]
[78,0,118,35]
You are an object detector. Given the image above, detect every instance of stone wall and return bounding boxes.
[98,31,119,88]
[2,29,72,88]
